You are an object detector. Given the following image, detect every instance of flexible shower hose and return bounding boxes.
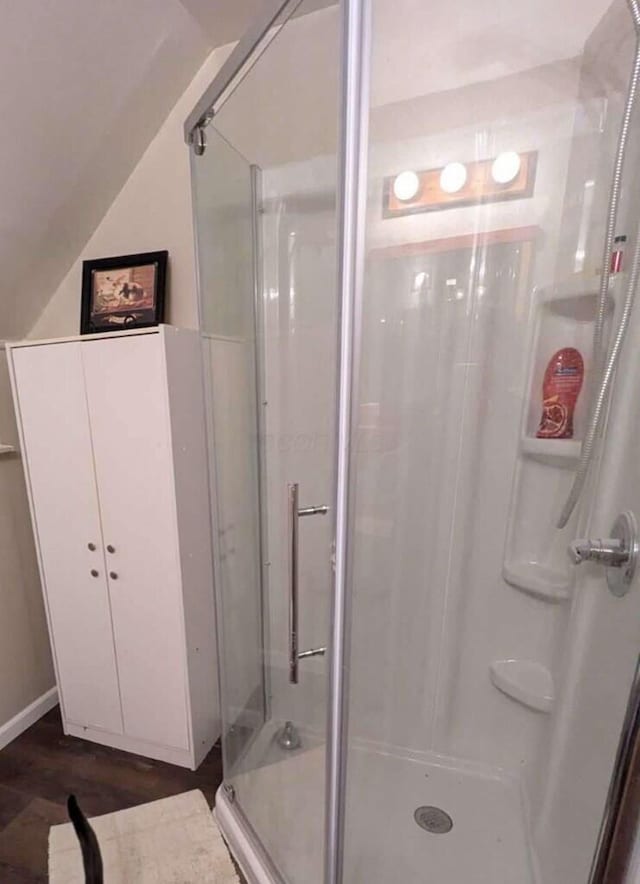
[557,0,640,529]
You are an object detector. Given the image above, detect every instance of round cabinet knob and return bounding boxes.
[106,545,116,554]
[109,571,118,580]
[90,569,99,578]
[87,542,96,551]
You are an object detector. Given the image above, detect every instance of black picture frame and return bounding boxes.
[80,250,168,335]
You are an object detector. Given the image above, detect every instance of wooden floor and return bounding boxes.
[0,706,224,882]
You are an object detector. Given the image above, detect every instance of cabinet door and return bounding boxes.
[81,334,189,751]
[11,343,122,733]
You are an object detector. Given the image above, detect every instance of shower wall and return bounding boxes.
[348,69,582,772]
[526,5,640,881]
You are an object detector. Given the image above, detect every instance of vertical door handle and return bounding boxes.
[288,483,329,684]
[288,483,300,685]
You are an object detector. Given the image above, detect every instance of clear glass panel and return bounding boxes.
[192,132,265,773]
[343,1,640,882]
[192,3,340,882]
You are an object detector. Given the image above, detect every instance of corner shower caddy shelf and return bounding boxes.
[489,659,555,713]
[540,273,620,319]
[500,274,618,607]
[503,562,571,602]
[520,436,581,469]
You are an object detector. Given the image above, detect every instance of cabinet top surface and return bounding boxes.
[6,325,191,351]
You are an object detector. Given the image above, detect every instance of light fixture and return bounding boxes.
[393,170,421,202]
[491,151,521,185]
[439,162,468,194]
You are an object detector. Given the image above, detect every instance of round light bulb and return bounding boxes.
[393,170,420,202]
[439,162,468,194]
[491,151,521,185]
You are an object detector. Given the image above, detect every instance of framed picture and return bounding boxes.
[80,251,168,334]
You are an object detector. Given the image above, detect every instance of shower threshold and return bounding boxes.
[216,724,537,884]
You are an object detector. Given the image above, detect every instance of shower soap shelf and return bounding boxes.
[520,436,581,468]
[0,444,16,455]
[489,659,554,713]
[540,273,621,320]
[503,562,571,602]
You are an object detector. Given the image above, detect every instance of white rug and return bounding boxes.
[49,789,240,883]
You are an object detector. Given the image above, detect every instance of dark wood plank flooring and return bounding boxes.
[0,706,224,882]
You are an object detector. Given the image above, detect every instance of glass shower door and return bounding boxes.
[191,3,341,881]
[339,0,640,882]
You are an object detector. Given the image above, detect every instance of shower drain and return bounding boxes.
[414,806,453,834]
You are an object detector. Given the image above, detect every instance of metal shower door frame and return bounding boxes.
[324,0,370,881]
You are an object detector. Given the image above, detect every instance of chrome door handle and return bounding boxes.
[297,646,327,659]
[288,483,329,684]
[299,505,329,517]
[569,511,638,597]
[288,483,300,684]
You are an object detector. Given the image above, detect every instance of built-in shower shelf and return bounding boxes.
[0,443,16,455]
[503,562,571,602]
[520,436,581,468]
[540,274,621,321]
[489,659,554,713]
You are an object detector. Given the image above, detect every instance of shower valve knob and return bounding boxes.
[568,511,638,597]
[569,538,626,566]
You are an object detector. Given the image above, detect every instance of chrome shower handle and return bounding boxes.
[569,538,626,566]
[568,511,638,597]
[288,483,329,684]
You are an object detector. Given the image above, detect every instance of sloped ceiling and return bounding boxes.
[0,0,263,339]
[178,0,269,45]
[0,0,617,337]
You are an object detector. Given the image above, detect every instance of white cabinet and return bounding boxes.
[8,326,219,769]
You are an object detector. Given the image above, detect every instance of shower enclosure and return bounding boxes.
[187,0,640,881]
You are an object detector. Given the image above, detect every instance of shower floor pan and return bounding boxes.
[216,726,536,884]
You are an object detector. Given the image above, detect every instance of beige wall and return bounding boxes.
[0,353,54,727]
[30,43,233,340]
[0,42,232,735]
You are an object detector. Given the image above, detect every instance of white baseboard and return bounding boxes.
[0,686,58,751]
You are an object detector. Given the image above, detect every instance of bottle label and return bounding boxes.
[537,347,584,439]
